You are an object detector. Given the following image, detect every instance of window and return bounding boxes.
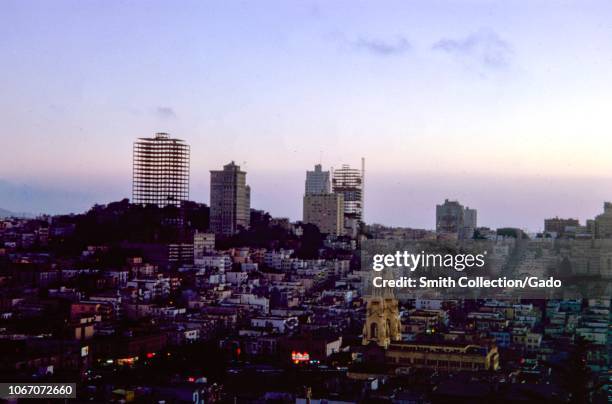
[370,323,378,339]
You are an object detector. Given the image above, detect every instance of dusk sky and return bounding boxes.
[2,1,612,230]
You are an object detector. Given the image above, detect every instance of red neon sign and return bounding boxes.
[291,351,310,363]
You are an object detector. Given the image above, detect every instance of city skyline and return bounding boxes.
[2,1,612,230]
[1,147,608,234]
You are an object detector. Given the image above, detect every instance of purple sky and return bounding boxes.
[2,1,612,230]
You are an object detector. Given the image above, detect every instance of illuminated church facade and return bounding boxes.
[362,293,402,348]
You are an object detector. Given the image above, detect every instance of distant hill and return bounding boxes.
[0,208,15,218]
[0,179,122,217]
[0,207,34,218]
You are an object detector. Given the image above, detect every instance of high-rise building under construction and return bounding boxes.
[132,132,190,207]
[332,158,365,233]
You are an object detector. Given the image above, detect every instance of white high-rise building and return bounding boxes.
[305,164,331,195]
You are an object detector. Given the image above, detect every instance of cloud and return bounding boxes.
[432,29,512,69]
[351,36,411,56]
[155,106,177,119]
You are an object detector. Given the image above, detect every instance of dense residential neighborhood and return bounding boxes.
[0,180,609,402]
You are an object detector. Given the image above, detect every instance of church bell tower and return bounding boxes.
[362,291,401,348]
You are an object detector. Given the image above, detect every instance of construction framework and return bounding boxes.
[132,132,190,207]
[332,158,365,224]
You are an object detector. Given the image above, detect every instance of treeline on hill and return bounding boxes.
[49,199,208,256]
[48,199,331,260]
[219,215,326,260]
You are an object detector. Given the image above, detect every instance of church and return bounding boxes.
[357,290,499,375]
[362,292,402,348]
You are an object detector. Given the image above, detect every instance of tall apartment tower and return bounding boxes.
[305,164,331,195]
[594,202,612,238]
[303,164,343,235]
[332,158,365,234]
[210,161,250,236]
[303,193,344,236]
[436,199,477,239]
[132,132,190,207]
